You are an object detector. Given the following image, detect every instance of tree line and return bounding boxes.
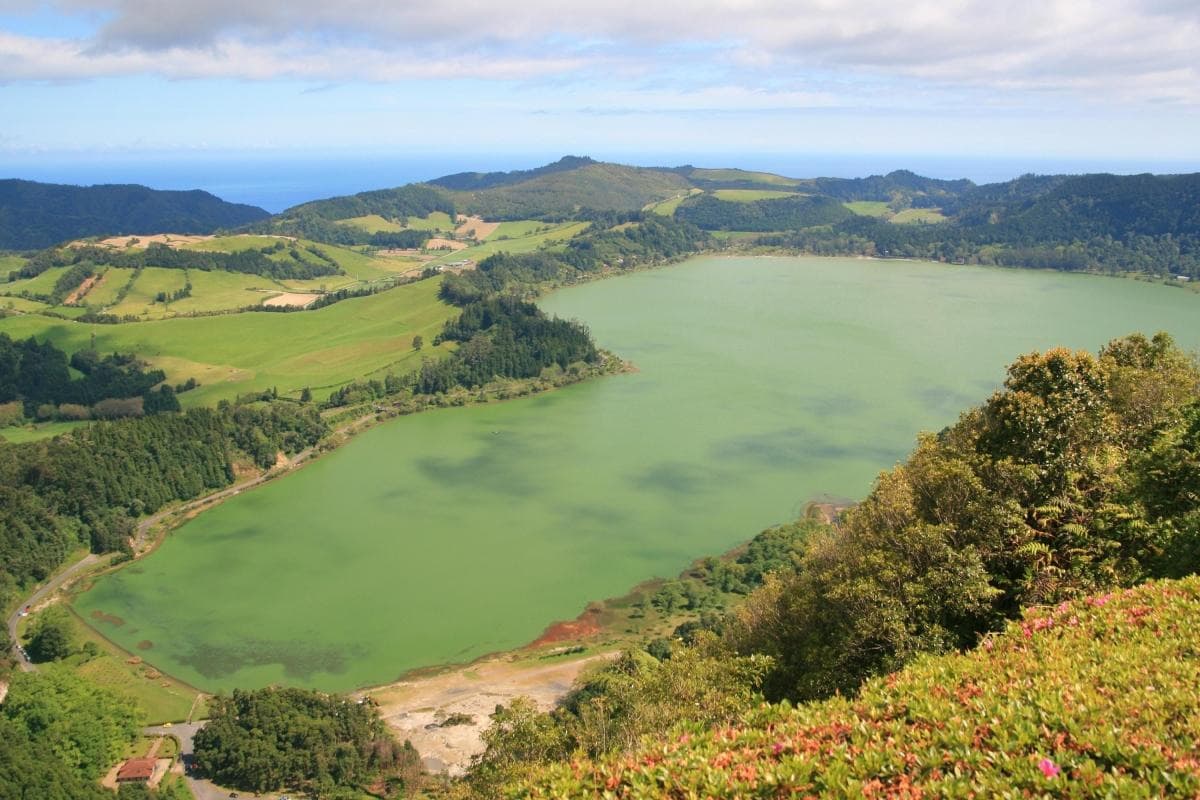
[0,333,179,420]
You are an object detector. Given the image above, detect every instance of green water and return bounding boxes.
[74,257,1200,691]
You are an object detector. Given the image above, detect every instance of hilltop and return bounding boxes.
[0,179,270,250]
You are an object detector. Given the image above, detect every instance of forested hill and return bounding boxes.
[0,179,270,250]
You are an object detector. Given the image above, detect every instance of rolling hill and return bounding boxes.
[0,180,270,250]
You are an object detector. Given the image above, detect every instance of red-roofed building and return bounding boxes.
[116,757,156,783]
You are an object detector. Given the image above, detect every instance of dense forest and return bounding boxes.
[0,179,269,250]
[0,333,178,418]
[194,688,423,797]
[675,193,852,231]
[458,332,1200,795]
[755,172,1200,277]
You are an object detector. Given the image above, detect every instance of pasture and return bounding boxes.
[689,168,801,186]
[0,275,457,406]
[890,208,948,224]
[711,189,798,202]
[844,200,891,217]
[427,221,590,266]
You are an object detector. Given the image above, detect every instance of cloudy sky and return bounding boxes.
[1,0,1198,170]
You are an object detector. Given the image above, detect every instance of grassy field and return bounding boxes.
[0,265,72,298]
[689,168,801,187]
[109,268,189,319]
[891,207,948,224]
[54,605,205,724]
[490,220,556,239]
[709,230,765,241]
[1,420,89,443]
[428,221,590,266]
[182,234,287,253]
[844,200,892,217]
[400,211,456,232]
[1,295,55,314]
[82,267,137,307]
[711,189,798,202]
[0,254,27,277]
[337,214,406,233]
[0,276,457,406]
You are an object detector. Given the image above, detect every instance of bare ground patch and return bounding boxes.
[454,216,500,241]
[369,652,616,776]
[425,238,468,251]
[91,233,214,249]
[262,292,320,308]
[63,272,102,305]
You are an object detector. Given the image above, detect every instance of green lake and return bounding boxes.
[74,256,1200,691]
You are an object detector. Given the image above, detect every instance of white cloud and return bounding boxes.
[0,0,1196,104]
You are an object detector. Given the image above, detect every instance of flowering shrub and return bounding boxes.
[518,577,1200,798]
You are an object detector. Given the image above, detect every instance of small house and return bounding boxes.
[116,758,156,783]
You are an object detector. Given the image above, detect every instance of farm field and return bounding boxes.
[0,420,89,443]
[108,268,189,318]
[1,295,55,314]
[689,168,801,186]
[73,255,1200,692]
[711,189,798,202]
[82,267,137,307]
[427,221,590,266]
[844,200,891,216]
[400,211,456,232]
[890,207,948,223]
[336,214,406,233]
[0,275,456,406]
[0,254,27,276]
[0,264,72,298]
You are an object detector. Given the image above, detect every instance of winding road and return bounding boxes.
[5,553,102,672]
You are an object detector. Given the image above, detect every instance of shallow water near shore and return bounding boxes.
[74,256,1200,691]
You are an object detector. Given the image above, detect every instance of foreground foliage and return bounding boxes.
[193,687,422,798]
[0,669,139,798]
[520,577,1200,798]
[726,332,1200,700]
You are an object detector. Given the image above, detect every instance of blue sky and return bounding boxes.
[1,0,1198,170]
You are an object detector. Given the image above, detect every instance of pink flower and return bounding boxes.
[1038,758,1060,778]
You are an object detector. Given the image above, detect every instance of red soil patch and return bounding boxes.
[64,273,101,305]
[530,606,604,647]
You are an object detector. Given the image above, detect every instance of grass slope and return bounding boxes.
[523,578,1200,798]
[450,163,692,219]
[711,189,799,202]
[0,276,456,406]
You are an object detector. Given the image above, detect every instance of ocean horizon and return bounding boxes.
[2,151,1197,213]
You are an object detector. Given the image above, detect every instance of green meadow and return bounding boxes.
[428,221,590,265]
[890,207,948,224]
[844,200,891,217]
[82,267,136,307]
[711,189,798,202]
[0,276,456,405]
[0,420,89,443]
[689,168,801,186]
[74,256,1200,692]
[0,265,71,298]
[335,214,406,233]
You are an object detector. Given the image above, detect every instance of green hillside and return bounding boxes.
[0,179,269,249]
[520,577,1200,798]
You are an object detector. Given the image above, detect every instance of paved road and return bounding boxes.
[6,553,102,671]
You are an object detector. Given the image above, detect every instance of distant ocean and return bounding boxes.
[2,151,1196,213]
